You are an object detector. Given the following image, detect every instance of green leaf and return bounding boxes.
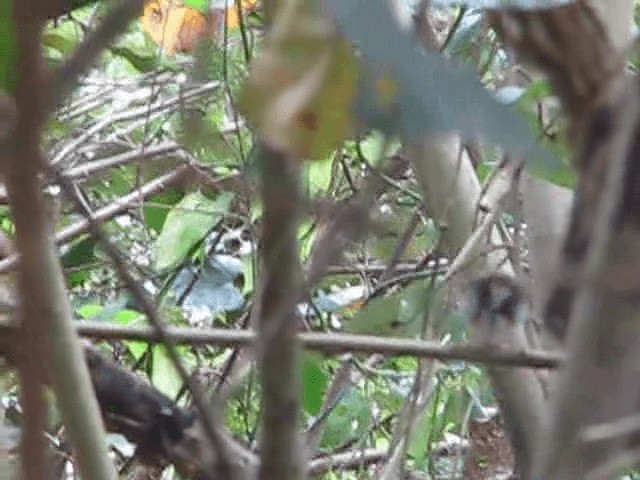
[109,46,158,72]
[77,304,148,359]
[150,345,183,399]
[297,219,316,261]
[344,294,401,336]
[62,236,96,267]
[76,304,104,319]
[407,407,431,462]
[177,112,236,162]
[62,236,96,286]
[345,281,429,337]
[357,131,400,163]
[0,2,18,92]
[240,0,357,161]
[321,389,372,449]
[70,0,101,12]
[42,32,78,56]
[115,309,147,359]
[143,188,185,232]
[183,0,210,13]
[519,78,554,103]
[303,155,333,198]
[241,254,255,295]
[301,353,328,415]
[154,191,232,271]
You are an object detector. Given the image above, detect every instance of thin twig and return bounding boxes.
[308,447,387,475]
[64,321,563,369]
[0,167,189,274]
[51,82,219,167]
[63,142,183,179]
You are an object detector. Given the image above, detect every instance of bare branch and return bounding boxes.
[8,12,117,480]
[308,447,387,475]
[252,145,306,480]
[6,321,563,369]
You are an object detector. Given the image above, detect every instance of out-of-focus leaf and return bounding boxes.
[302,353,329,415]
[297,218,317,262]
[241,0,357,161]
[513,79,577,187]
[0,2,17,93]
[176,111,236,161]
[111,309,145,325]
[185,0,259,24]
[407,407,432,463]
[357,131,399,164]
[344,294,401,337]
[141,0,258,55]
[432,0,574,8]
[442,310,470,342]
[325,0,563,177]
[154,191,232,271]
[115,309,148,359]
[519,79,554,103]
[141,0,209,56]
[76,304,104,319]
[368,208,432,260]
[61,237,96,267]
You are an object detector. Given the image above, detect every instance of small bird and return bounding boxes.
[465,274,546,479]
[466,274,530,348]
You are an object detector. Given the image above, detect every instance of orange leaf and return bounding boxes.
[221,0,258,29]
[140,0,258,56]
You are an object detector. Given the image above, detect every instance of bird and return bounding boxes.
[466,274,530,348]
[464,274,547,479]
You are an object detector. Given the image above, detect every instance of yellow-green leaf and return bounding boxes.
[240,0,357,161]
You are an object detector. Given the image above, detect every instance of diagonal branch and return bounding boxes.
[48,165,255,479]
[8,9,117,480]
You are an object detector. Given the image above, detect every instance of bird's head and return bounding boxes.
[466,274,529,347]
